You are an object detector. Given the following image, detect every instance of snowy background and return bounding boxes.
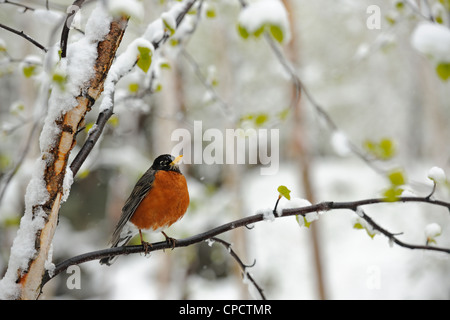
[0,0,449,299]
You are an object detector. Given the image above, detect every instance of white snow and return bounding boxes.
[238,0,291,44]
[0,3,114,300]
[143,19,166,44]
[256,207,275,221]
[107,0,144,21]
[33,9,64,26]
[65,7,112,95]
[161,11,177,34]
[40,4,113,151]
[411,22,450,63]
[427,166,447,183]
[305,211,319,223]
[23,55,42,65]
[276,197,312,217]
[61,168,73,203]
[355,206,364,217]
[99,37,154,113]
[425,223,442,238]
[331,131,352,156]
[44,244,55,278]
[143,0,194,44]
[0,158,49,299]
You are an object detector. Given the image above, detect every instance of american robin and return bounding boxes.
[100,154,189,265]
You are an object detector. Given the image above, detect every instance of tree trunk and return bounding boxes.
[282,0,327,300]
[0,10,128,300]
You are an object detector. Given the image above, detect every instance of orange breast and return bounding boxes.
[130,170,189,231]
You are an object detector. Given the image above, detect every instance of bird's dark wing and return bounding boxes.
[109,168,156,247]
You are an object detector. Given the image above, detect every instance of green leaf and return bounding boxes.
[53,72,66,82]
[253,25,265,38]
[160,61,171,69]
[303,216,311,228]
[205,8,216,18]
[3,216,21,227]
[128,82,139,93]
[353,222,364,230]
[278,108,290,121]
[23,65,36,78]
[296,215,311,228]
[52,71,67,90]
[388,170,405,186]
[0,153,11,170]
[107,115,119,127]
[237,24,249,39]
[439,0,450,10]
[366,230,376,239]
[353,221,376,238]
[169,38,179,46]
[269,24,284,43]
[436,63,450,81]
[137,46,152,73]
[255,113,269,127]
[84,122,94,133]
[379,138,395,158]
[363,138,396,160]
[277,185,291,200]
[383,186,403,202]
[78,169,90,179]
[162,18,176,36]
[395,1,405,10]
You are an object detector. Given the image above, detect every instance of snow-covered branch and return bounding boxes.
[0,4,128,300]
[40,195,450,297]
[69,0,198,176]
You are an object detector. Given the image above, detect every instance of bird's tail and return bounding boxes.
[99,224,136,266]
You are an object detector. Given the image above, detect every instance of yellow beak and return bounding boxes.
[170,155,183,166]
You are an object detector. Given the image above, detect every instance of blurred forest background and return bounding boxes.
[0,0,449,299]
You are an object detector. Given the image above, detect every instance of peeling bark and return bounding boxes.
[15,16,128,300]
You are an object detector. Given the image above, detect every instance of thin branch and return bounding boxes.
[0,23,47,52]
[41,195,450,290]
[1,0,36,12]
[60,0,86,58]
[181,49,232,115]
[354,208,438,252]
[69,106,113,176]
[0,120,41,204]
[425,181,437,200]
[69,0,198,176]
[211,237,266,300]
[262,32,389,174]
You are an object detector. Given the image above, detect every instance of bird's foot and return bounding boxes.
[162,231,177,250]
[141,241,152,255]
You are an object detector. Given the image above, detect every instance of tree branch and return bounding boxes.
[211,237,266,300]
[60,0,86,58]
[41,195,450,292]
[69,0,198,177]
[0,23,47,52]
[1,0,36,12]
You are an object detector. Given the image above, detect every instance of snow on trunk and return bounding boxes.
[0,4,127,300]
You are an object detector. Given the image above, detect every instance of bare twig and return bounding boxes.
[1,0,36,12]
[41,195,450,291]
[181,49,232,115]
[0,23,47,52]
[0,120,41,204]
[211,237,266,300]
[60,0,86,58]
[69,0,198,177]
